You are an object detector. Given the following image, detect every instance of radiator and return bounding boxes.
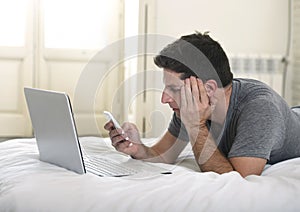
[229,55,284,96]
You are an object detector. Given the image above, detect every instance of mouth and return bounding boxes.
[168,104,179,112]
[172,108,180,117]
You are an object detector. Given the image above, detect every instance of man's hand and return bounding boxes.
[178,76,232,174]
[178,77,266,177]
[104,121,148,159]
[180,76,212,134]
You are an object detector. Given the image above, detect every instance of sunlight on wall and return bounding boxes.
[43,0,116,49]
[0,0,27,46]
[124,0,139,122]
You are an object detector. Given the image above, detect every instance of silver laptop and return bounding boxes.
[24,87,171,177]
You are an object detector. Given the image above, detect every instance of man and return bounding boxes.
[104,32,300,177]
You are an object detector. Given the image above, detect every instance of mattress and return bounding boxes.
[0,137,300,212]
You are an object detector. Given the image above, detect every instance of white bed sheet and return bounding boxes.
[0,137,300,212]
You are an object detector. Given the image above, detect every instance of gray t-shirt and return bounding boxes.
[168,78,300,164]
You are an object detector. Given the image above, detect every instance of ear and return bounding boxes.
[204,80,218,97]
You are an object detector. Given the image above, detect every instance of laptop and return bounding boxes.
[24,87,171,177]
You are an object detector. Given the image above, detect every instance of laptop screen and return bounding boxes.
[24,87,86,174]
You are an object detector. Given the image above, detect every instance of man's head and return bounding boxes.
[154,32,233,87]
[154,32,233,117]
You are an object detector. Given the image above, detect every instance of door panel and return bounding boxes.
[0,51,33,136]
[0,0,33,137]
[0,0,124,137]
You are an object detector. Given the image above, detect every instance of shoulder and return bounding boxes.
[233,78,275,97]
[229,78,290,129]
[232,78,285,112]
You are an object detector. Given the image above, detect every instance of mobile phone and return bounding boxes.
[104,111,130,141]
[103,111,122,129]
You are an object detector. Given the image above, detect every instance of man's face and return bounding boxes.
[161,69,184,117]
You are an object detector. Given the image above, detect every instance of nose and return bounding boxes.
[161,90,173,104]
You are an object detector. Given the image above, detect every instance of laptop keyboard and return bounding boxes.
[84,155,138,177]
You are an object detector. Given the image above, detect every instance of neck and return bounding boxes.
[211,83,233,124]
[224,83,233,109]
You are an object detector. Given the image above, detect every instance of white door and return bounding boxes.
[0,0,124,137]
[0,0,34,137]
[134,0,173,138]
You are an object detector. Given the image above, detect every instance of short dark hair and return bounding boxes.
[154,32,233,87]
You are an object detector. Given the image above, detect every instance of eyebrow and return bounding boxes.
[165,85,183,89]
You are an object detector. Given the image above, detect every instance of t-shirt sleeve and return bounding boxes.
[228,98,286,161]
[168,113,189,142]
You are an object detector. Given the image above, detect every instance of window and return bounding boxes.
[43,0,119,49]
[0,0,28,47]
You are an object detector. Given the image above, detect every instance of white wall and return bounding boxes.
[154,0,289,55]
[138,0,290,137]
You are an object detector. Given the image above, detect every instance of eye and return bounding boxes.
[170,87,181,92]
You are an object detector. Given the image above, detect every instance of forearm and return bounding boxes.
[131,145,168,163]
[189,125,234,174]
[131,132,185,164]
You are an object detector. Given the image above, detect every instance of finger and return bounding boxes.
[104,121,114,131]
[185,78,193,106]
[112,134,131,146]
[180,84,187,108]
[198,79,209,105]
[120,122,132,139]
[190,76,200,104]
[121,122,132,132]
[109,128,124,139]
[111,135,127,147]
[115,140,133,151]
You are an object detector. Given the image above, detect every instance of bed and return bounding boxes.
[0,137,300,212]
